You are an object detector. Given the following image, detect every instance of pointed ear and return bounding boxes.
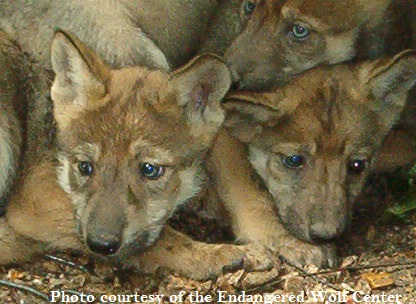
[50,30,111,131]
[222,91,284,142]
[166,54,232,142]
[364,50,416,132]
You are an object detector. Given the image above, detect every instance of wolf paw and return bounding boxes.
[241,243,275,272]
[276,237,337,269]
[192,243,247,280]
[192,243,275,280]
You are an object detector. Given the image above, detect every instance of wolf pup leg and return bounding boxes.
[134,226,266,280]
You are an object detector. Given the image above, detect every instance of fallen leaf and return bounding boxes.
[361,272,395,289]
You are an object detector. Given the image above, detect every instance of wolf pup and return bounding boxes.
[226,0,414,90]
[0,30,262,280]
[0,0,248,71]
[222,51,416,254]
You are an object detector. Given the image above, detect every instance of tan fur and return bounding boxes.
[0,31,268,280]
[221,51,416,263]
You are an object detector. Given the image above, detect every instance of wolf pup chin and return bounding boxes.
[0,30,265,280]
[223,51,416,255]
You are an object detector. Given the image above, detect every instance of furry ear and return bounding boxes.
[365,50,416,132]
[222,91,283,143]
[51,30,111,130]
[167,54,231,142]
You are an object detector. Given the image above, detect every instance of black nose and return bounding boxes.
[309,224,342,243]
[86,236,121,256]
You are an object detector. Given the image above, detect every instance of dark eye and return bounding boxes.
[291,24,309,39]
[282,154,304,169]
[140,163,165,180]
[244,1,256,15]
[78,161,94,176]
[348,159,366,174]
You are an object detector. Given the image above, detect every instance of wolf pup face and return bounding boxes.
[50,31,231,258]
[226,0,399,90]
[224,51,416,243]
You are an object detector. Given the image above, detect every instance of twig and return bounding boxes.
[307,260,416,276]
[0,279,49,301]
[44,254,90,273]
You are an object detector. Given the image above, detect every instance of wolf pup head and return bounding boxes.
[50,31,231,258]
[225,0,403,90]
[224,51,416,243]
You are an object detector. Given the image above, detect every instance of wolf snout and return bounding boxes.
[309,223,344,243]
[86,235,122,256]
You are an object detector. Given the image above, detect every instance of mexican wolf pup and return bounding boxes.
[0,31,260,280]
[223,50,416,252]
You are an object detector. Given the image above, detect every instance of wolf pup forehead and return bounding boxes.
[50,30,231,257]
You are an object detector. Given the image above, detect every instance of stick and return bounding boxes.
[0,279,49,301]
[44,254,90,273]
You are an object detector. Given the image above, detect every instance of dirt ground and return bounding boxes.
[0,178,415,304]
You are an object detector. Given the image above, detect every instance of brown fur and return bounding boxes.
[0,31,268,280]
[225,0,413,90]
[222,51,416,254]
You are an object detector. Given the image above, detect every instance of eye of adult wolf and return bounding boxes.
[140,163,165,180]
[78,161,94,176]
[244,0,256,15]
[291,24,310,39]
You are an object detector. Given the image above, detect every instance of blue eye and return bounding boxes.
[282,154,304,169]
[292,24,309,39]
[78,161,94,176]
[244,1,256,15]
[140,163,165,180]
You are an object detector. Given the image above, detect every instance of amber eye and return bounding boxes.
[78,161,94,176]
[348,159,366,174]
[282,154,304,169]
[291,24,310,39]
[140,163,165,180]
[244,1,256,15]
